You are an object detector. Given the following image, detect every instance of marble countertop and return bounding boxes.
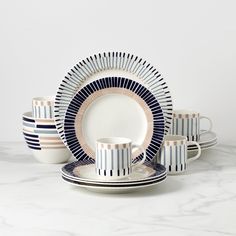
[0,142,236,236]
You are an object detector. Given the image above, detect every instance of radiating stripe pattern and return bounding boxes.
[54,52,173,145]
[170,116,200,141]
[64,77,165,162]
[159,143,187,173]
[96,145,132,177]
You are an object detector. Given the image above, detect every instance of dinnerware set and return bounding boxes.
[22,52,218,193]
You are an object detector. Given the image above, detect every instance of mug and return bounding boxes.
[32,96,55,119]
[159,135,201,174]
[95,137,146,179]
[169,110,212,141]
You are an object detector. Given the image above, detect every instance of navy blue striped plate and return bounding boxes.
[64,77,165,161]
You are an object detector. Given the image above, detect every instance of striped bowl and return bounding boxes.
[22,111,71,163]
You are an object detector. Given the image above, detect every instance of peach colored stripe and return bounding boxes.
[39,146,67,149]
[75,88,154,159]
[164,140,186,146]
[97,142,131,149]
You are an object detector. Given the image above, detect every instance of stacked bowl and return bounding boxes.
[22,97,71,163]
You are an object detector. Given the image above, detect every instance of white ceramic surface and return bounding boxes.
[62,175,167,194]
[31,148,71,164]
[63,163,157,183]
[82,94,148,151]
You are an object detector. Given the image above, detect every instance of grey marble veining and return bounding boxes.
[0,142,236,236]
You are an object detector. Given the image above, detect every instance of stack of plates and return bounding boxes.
[188,131,217,152]
[55,52,173,192]
[61,160,167,193]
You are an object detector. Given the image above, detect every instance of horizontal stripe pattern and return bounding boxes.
[64,77,165,162]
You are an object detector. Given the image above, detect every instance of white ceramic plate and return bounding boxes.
[188,131,217,147]
[61,160,166,185]
[62,174,167,193]
[64,77,165,161]
[188,140,218,152]
[55,52,173,144]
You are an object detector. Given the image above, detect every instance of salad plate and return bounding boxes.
[55,52,173,145]
[64,77,165,161]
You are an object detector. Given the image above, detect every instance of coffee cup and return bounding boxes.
[169,110,212,141]
[32,96,55,119]
[159,135,201,174]
[95,137,146,179]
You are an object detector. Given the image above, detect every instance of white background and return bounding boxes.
[0,0,235,143]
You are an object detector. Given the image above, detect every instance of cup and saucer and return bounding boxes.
[61,137,167,193]
[169,110,218,152]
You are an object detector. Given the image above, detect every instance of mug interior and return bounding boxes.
[97,137,131,145]
[32,96,55,103]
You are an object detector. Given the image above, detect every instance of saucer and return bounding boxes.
[61,160,166,185]
[188,140,217,152]
[188,131,217,146]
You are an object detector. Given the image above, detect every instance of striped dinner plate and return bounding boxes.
[64,77,165,162]
[55,52,173,145]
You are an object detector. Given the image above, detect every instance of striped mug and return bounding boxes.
[32,96,55,119]
[95,137,146,179]
[170,110,212,141]
[159,135,201,174]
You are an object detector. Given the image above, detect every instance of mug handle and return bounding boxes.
[187,141,201,163]
[131,144,146,167]
[200,116,213,135]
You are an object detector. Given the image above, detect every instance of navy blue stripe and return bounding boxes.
[23,132,38,138]
[64,77,165,161]
[23,117,35,123]
[36,125,56,129]
[28,145,41,150]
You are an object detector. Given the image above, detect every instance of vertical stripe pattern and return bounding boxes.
[96,144,132,177]
[33,105,54,119]
[160,143,187,173]
[170,116,200,141]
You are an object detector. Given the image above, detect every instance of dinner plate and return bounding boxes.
[61,160,166,185]
[55,52,173,144]
[64,77,165,161]
[61,174,167,193]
